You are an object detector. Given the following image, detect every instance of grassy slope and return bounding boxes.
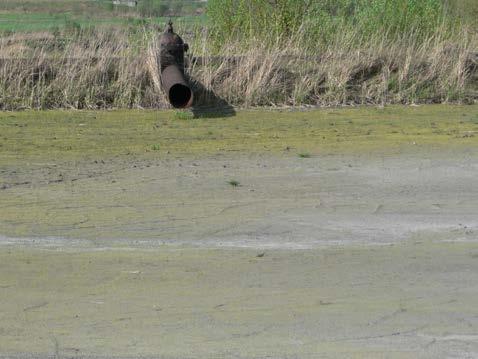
[0,1,475,108]
[0,0,475,33]
[1,106,477,167]
[0,12,126,32]
[0,13,204,32]
[0,0,205,32]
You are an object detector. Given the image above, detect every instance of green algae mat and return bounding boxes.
[1,105,477,164]
[1,242,478,358]
[1,105,478,241]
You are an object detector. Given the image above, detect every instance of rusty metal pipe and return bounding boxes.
[159,21,193,109]
[161,64,193,109]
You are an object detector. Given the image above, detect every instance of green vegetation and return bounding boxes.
[138,0,201,17]
[203,0,476,107]
[0,14,204,34]
[227,180,240,187]
[207,0,476,47]
[298,153,311,158]
[0,23,475,109]
[0,12,124,33]
[1,106,477,167]
[173,110,194,120]
[445,0,478,24]
[0,0,474,37]
[0,0,476,108]
[2,241,476,356]
[208,0,445,47]
[0,0,206,33]
[1,106,476,241]
[138,0,168,17]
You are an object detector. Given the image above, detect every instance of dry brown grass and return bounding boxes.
[0,26,476,110]
[0,29,159,109]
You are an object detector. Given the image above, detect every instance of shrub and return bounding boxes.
[207,0,451,47]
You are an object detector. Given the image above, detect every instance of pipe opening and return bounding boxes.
[169,84,192,108]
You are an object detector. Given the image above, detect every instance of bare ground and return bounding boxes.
[0,107,477,358]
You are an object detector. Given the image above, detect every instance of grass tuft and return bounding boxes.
[227,180,240,187]
[173,110,194,120]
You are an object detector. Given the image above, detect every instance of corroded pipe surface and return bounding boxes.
[161,64,193,108]
[159,21,193,108]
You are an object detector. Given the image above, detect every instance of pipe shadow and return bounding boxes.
[187,76,236,119]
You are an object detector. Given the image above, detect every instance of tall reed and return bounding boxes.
[0,23,476,110]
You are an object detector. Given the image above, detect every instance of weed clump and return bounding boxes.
[227,180,240,187]
[173,110,194,120]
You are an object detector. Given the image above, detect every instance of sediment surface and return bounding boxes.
[1,106,477,358]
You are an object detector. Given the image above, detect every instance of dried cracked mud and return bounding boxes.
[0,106,477,358]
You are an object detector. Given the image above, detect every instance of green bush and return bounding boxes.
[207,0,451,47]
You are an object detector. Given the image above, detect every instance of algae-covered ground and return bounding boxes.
[1,106,477,164]
[1,242,478,358]
[0,105,478,358]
